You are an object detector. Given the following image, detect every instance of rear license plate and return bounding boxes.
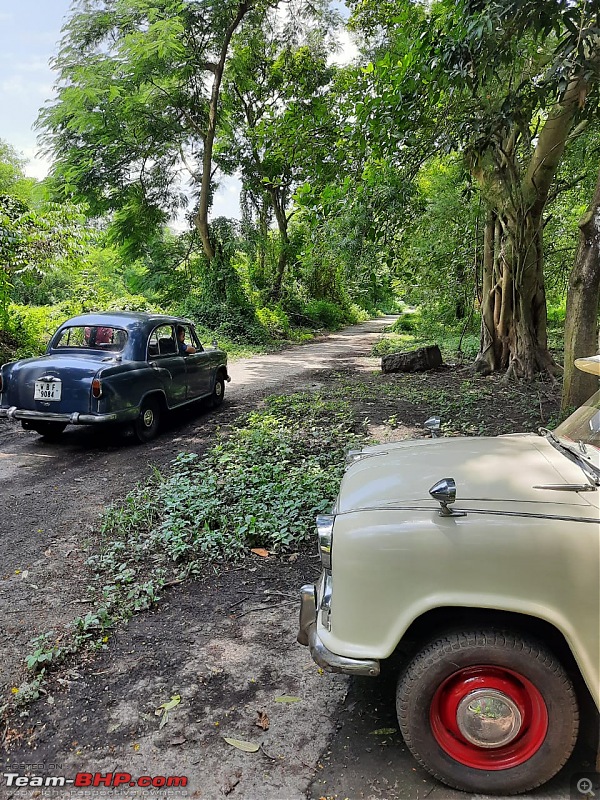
[34,380,62,401]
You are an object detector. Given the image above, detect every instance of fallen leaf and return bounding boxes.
[155,694,181,729]
[255,710,270,730]
[223,737,260,752]
[158,713,170,730]
[155,694,181,714]
[370,727,397,735]
[274,695,301,704]
[250,548,269,558]
[169,736,187,746]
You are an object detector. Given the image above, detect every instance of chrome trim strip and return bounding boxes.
[337,505,600,524]
[533,484,597,492]
[1,408,120,424]
[297,584,380,677]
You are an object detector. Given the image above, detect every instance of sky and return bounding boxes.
[0,0,356,220]
[0,0,72,179]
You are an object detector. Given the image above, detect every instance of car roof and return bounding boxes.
[58,312,192,331]
[575,355,600,376]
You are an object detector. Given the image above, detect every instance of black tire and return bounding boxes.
[134,397,161,442]
[23,421,67,440]
[211,373,225,408]
[396,629,579,795]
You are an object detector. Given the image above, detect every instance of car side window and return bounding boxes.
[189,326,203,352]
[148,325,177,359]
[178,324,203,354]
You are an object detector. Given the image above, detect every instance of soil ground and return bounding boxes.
[0,318,597,800]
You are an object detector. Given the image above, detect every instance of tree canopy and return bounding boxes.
[0,0,596,394]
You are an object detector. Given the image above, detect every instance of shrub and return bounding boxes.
[8,304,73,357]
[301,299,345,329]
[391,309,421,333]
[177,297,269,344]
[255,306,291,338]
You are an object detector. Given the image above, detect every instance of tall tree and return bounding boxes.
[39,0,276,285]
[350,0,599,377]
[219,15,339,298]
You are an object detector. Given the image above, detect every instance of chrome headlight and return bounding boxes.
[316,514,334,569]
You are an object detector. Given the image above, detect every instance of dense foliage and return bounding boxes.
[0,0,597,385]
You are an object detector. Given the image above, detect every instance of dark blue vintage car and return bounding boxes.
[0,312,230,442]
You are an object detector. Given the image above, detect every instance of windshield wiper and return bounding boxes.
[542,430,600,486]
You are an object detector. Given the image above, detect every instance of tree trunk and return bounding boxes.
[195,1,251,261]
[269,187,290,300]
[471,70,589,379]
[561,165,600,412]
[475,207,556,378]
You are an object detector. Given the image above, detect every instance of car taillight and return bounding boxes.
[92,378,102,398]
[316,514,334,569]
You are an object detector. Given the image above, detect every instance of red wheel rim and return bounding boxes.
[430,665,548,770]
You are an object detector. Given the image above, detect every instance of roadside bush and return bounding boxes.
[301,299,346,329]
[391,308,421,333]
[9,303,73,357]
[177,297,269,344]
[255,306,291,338]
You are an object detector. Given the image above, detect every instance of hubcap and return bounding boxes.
[430,665,548,770]
[456,689,522,748]
[215,381,223,396]
[142,409,154,427]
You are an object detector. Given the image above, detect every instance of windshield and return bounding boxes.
[53,325,128,353]
[553,390,600,466]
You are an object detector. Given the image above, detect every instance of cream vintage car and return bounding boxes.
[298,356,599,795]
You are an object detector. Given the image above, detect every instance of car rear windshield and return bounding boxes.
[53,326,128,352]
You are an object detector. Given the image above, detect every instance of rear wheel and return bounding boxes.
[396,629,579,795]
[134,397,161,442]
[22,420,67,440]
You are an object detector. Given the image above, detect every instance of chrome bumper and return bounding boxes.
[297,584,380,677]
[0,407,120,424]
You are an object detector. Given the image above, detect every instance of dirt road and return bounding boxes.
[0,316,595,800]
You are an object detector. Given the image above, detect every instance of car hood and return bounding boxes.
[337,434,598,517]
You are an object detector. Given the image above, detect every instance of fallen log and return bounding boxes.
[381,345,443,374]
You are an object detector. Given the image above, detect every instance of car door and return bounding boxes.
[147,324,187,406]
[181,324,212,399]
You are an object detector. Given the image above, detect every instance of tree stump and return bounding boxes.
[381,345,443,374]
